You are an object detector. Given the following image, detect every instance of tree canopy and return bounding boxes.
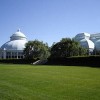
[50,38,87,58]
[24,40,50,59]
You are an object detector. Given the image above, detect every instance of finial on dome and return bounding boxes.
[17,28,20,32]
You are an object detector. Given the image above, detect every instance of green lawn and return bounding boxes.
[0,64,100,100]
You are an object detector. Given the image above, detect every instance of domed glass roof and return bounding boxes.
[1,29,28,50]
[74,33,90,42]
[80,39,94,49]
[1,40,27,50]
[95,39,100,51]
[10,29,27,41]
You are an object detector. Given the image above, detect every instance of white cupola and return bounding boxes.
[10,29,27,41]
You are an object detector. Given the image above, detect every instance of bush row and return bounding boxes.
[0,59,37,64]
[47,56,100,67]
[0,56,100,67]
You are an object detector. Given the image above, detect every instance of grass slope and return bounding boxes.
[0,64,100,100]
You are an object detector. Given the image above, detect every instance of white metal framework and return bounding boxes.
[0,29,27,59]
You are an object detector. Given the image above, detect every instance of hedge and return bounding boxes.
[0,56,100,67]
[47,56,100,67]
[0,59,37,64]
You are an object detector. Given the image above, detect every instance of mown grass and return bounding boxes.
[0,64,100,100]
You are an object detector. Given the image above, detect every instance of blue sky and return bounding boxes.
[0,0,100,46]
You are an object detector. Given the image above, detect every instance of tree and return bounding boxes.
[24,40,50,59]
[50,38,87,58]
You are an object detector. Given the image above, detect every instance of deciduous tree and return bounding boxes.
[50,38,87,58]
[24,40,50,59]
